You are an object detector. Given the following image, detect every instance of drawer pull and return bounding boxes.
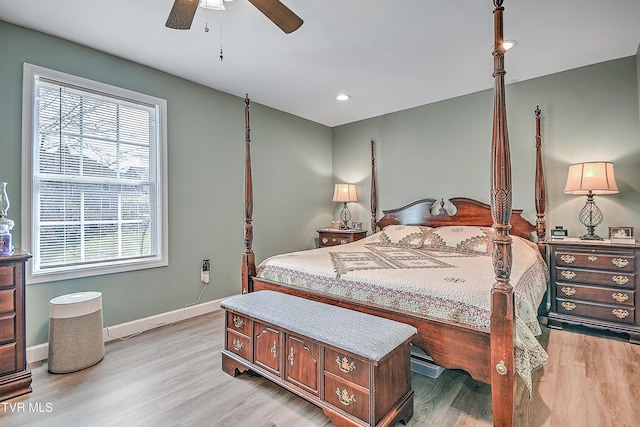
[288,346,295,367]
[495,360,508,376]
[561,302,576,311]
[322,238,328,244]
[233,338,244,351]
[560,271,576,280]
[340,239,347,244]
[612,309,630,319]
[233,315,245,328]
[336,388,357,406]
[612,275,630,286]
[336,356,357,373]
[612,258,630,269]
[560,255,576,264]
[588,255,598,262]
[271,340,277,359]
[612,293,630,303]
[561,287,577,296]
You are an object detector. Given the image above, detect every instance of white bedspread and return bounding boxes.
[256,225,549,392]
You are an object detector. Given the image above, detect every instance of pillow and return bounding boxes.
[423,226,494,254]
[367,225,431,248]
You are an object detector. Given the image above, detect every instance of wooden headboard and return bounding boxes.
[376,197,535,239]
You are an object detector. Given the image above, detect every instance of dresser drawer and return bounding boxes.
[325,348,370,389]
[0,289,15,314]
[324,371,370,422]
[557,284,634,307]
[557,299,635,325]
[320,235,351,246]
[0,265,14,287]
[0,314,16,344]
[226,311,250,336]
[0,342,17,375]
[555,251,634,272]
[555,267,635,289]
[226,329,251,361]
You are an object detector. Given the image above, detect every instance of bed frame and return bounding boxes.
[240,2,546,426]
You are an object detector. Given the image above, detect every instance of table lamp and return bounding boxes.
[564,162,618,240]
[333,184,357,229]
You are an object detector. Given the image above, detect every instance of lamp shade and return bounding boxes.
[564,162,619,195]
[333,184,358,203]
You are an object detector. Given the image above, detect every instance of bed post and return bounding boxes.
[534,106,547,255]
[370,138,378,234]
[242,95,256,294]
[489,2,516,426]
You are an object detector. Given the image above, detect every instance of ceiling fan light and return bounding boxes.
[200,0,225,10]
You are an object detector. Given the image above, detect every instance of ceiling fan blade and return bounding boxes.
[165,0,199,30]
[248,0,303,34]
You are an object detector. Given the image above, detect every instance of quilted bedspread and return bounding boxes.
[256,225,549,392]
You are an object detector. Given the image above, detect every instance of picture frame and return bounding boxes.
[352,221,363,231]
[609,226,633,239]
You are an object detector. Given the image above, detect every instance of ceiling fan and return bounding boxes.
[165,0,303,34]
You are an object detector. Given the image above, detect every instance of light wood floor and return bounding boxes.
[1,310,638,426]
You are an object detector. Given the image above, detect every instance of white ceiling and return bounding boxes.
[1,0,639,127]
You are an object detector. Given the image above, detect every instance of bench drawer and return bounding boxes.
[226,329,251,361]
[325,347,369,388]
[324,371,370,421]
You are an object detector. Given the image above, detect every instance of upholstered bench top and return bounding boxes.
[221,290,417,362]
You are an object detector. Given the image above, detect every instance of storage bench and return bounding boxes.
[220,290,417,427]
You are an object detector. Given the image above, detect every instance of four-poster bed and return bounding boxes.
[238,2,548,426]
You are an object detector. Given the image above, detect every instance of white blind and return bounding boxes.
[34,78,159,269]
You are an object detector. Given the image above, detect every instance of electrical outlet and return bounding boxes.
[201,259,211,284]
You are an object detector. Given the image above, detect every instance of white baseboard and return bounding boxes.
[27,298,223,364]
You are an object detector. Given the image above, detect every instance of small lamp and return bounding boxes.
[333,184,358,229]
[564,162,618,240]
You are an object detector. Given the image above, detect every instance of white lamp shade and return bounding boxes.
[564,162,619,195]
[333,184,358,203]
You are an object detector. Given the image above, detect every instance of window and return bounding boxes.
[22,64,168,283]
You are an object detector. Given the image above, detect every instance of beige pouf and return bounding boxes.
[48,291,105,373]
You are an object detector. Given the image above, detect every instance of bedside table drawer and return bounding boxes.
[557,299,635,325]
[556,284,634,307]
[555,267,635,289]
[321,236,350,246]
[555,251,634,272]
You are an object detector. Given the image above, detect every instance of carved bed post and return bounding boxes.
[534,106,547,255]
[242,95,256,294]
[489,2,516,426]
[370,138,378,234]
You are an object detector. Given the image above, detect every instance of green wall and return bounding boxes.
[0,21,333,346]
[333,55,640,243]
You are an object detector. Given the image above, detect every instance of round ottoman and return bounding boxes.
[48,291,105,373]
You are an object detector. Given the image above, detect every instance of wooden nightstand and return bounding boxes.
[547,239,639,344]
[317,229,367,248]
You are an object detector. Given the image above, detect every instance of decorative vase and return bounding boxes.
[0,182,15,255]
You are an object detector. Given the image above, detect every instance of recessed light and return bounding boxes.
[336,94,351,101]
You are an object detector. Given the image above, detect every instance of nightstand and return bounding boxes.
[547,239,639,344]
[317,229,367,248]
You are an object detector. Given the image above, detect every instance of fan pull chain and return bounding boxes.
[219,10,224,61]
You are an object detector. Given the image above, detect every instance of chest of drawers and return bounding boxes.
[0,250,32,401]
[547,240,639,344]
